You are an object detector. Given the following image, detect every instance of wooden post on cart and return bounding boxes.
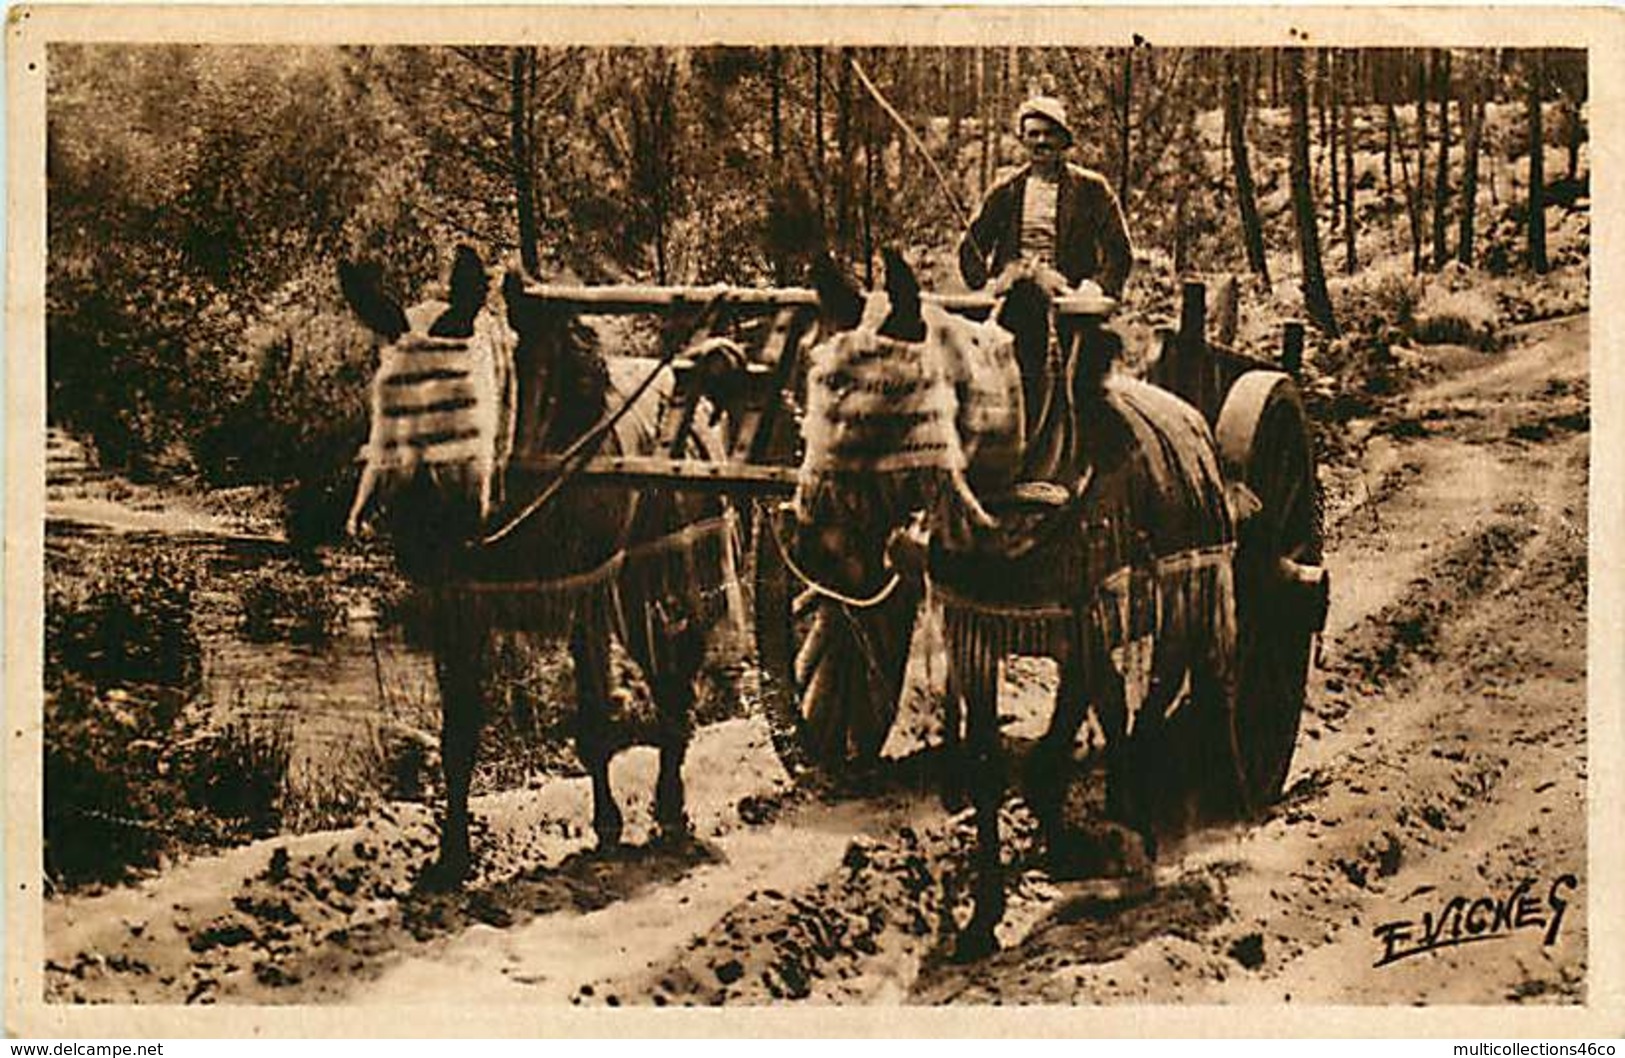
[1281,320,1307,377]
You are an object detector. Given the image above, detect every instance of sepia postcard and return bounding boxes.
[6,4,1623,1039]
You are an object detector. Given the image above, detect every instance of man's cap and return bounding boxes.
[1015,96,1073,147]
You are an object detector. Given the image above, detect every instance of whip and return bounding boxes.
[847,54,987,262]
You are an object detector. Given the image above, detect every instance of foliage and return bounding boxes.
[48,45,434,482]
[1412,284,1500,349]
[47,44,1589,489]
[44,543,292,885]
[45,544,203,695]
[174,719,291,840]
[44,675,184,884]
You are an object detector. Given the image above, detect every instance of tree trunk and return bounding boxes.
[1225,54,1271,285]
[862,77,877,286]
[1411,52,1429,274]
[836,49,854,265]
[1174,193,1188,276]
[1316,50,1332,193]
[1431,50,1452,269]
[975,47,989,195]
[769,47,787,285]
[1326,51,1341,230]
[509,47,541,275]
[1384,102,1398,217]
[1458,73,1483,268]
[1566,97,1583,181]
[1118,47,1134,208]
[1527,51,1548,273]
[1342,51,1357,274]
[770,47,783,165]
[813,48,826,232]
[1288,49,1339,336]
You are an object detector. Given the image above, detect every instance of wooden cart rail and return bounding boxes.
[519,452,800,495]
[521,281,1116,320]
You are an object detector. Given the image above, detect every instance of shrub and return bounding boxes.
[46,544,202,696]
[45,544,207,884]
[1411,285,1501,350]
[176,718,291,839]
[43,676,186,885]
[378,724,436,804]
[46,690,298,886]
[191,304,373,503]
[283,465,362,553]
[44,541,301,884]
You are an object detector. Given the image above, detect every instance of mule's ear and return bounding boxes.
[338,260,408,342]
[880,247,925,342]
[429,245,489,338]
[810,252,863,331]
[881,247,920,305]
[448,245,489,316]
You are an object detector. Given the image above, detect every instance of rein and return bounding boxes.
[765,512,904,610]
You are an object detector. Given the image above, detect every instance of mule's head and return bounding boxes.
[340,245,516,579]
[793,251,1025,591]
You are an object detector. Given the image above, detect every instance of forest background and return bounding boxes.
[47,44,1589,531]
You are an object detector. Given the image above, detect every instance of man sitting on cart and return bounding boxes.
[957,94,1134,301]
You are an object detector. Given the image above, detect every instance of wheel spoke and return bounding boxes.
[794,608,836,687]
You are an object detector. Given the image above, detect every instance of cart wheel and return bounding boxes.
[752,501,912,777]
[1214,371,1324,814]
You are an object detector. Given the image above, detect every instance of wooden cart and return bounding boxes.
[519,278,1327,813]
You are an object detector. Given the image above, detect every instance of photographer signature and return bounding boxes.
[1371,875,1578,968]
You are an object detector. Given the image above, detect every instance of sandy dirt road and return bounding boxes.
[42,313,1590,1008]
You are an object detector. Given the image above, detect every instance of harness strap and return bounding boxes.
[765,508,904,610]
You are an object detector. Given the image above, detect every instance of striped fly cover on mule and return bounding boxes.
[355,303,517,520]
[799,299,1024,490]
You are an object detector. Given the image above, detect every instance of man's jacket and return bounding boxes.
[957,163,1134,296]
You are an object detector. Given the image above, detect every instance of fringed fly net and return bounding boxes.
[355,308,743,664]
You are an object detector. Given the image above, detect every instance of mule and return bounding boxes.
[340,246,742,886]
[795,250,1242,959]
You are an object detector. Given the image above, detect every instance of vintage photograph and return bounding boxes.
[9,8,1613,1031]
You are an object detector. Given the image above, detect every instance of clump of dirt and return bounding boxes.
[578,804,1046,1006]
[46,809,440,1004]
[1509,410,1590,443]
[912,871,1232,1004]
